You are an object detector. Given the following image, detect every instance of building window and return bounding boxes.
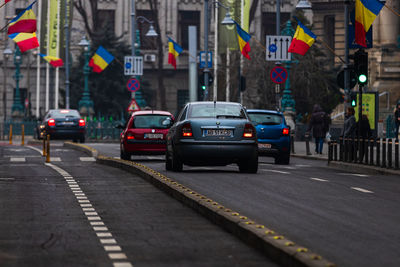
[262,12,291,44]
[177,89,189,112]
[136,10,157,50]
[97,10,115,35]
[179,11,200,50]
[324,15,335,58]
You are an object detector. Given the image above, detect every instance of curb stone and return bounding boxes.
[63,141,336,267]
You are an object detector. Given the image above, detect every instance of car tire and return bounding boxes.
[165,150,172,171]
[275,153,290,165]
[73,139,78,143]
[239,154,258,173]
[80,136,85,143]
[120,145,130,160]
[171,148,183,172]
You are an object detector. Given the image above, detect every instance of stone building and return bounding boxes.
[0,0,398,121]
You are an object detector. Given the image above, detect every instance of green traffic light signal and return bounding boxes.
[358,74,367,83]
[201,85,206,90]
[351,99,356,107]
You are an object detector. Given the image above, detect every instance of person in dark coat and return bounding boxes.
[358,114,371,139]
[394,103,400,140]
[307,104,328,154]
[343,107,356,138]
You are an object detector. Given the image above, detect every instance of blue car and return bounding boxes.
[247,109,290,164]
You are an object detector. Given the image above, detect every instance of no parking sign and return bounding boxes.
[270,66,288,84]
[126,78,140,92]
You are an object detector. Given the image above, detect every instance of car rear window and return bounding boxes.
[131,115,172,129]
[188,103,246,119]
[49,109,80,118]
[248,113,283,125]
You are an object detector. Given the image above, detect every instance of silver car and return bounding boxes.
[166,101,258,173]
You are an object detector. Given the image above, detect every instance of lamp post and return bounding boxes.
[203,0,235,101]
[11,47,24,119]
[281,21,296,113]
[78,35,94,118]
[2,47,12,121]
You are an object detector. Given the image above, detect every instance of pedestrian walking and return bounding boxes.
[357,114,371,139]
[394,102,400,140]
[307,104,329,154]
[342,107,357,138]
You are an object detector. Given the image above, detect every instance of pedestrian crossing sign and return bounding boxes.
[127,98,141,112]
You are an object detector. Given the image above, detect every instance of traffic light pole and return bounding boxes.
[358,84,363,141]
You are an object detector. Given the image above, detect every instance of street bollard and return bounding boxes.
[21,125,25,146]
[351,138,356,163]
[376,138,381,167]
[9,125,12,144]
[46,134,50,163]
[369,139,374,165]
[339,137,343,161]
[344,138,349,162]
[42,133,46,157]
[382,138,386,168]
[334,141,338,161]
[328,141,332,162]
[290,133,295,154]
[358,138,363,164]
[388,138,392,169]
[305,134,311,155]
[364,139,369,165]
[395,140,399,170]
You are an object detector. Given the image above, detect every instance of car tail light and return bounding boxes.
[243,123,255,138]
[48,119,55,127]
[182,123,193,137]
[126,132,135,140]
[282,128,290,135]
[79,119,86,127]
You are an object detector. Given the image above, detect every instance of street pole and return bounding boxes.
[344,0,350,112]
[276,0,281,110]
[12,47,24,118]
[131,0,136,57]
[203,0,210,101]
[65,0,70,109]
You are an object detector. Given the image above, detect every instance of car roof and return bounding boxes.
[246,109,283,115]
[131,110,173,116]
[188,101,242,106]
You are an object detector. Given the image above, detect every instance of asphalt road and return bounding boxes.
[87,143,400,267]
[0,142,277,267]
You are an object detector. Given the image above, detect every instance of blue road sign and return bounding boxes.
[269,44,277,53]
[199,51,212,68]
[127,78,140,92]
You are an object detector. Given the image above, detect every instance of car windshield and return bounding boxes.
[188,103,246,119]
[248,113,283,126]
[49,110,80,118]
[131,115,171,129]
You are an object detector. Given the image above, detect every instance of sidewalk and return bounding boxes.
[292,141,328,160]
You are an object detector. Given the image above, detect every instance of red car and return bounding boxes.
[118,110,174,160]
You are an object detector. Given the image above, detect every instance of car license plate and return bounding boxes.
[258,143,272,149]
[62,121,74,125]
[204,129,233,137]
[145,133,163,139]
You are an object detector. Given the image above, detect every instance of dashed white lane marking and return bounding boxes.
[80,157,96,162]
[44,163,133,266]
[262,169,290,174]
[351,187,374,193]
[295,164,311,167]
[0,178,15,181]
[339,173,369,177]
[10,157,26,162]
[310,177,329,182]
[51,157,61,161]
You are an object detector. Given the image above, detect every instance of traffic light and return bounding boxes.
[350,92,357,107]
[354,49,368,85]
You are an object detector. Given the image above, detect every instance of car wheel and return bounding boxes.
[171,148,183,172]
[73,139,78,143]
[275,153,290,165]
[165,150,172,171]
[239,154,258,173]
[80,136,85,143]
[120,145,130,160]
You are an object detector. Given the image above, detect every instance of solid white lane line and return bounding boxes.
[351,187,374,193]
[310,177,329,182]
[0,178,15,181]
[80,157,96,161]
[27,145,43,155]
[339,173,369,177]
[10,158,25,162]
[262,169,290,174]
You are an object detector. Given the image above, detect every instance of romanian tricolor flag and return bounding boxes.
[288,19,316,56]
[235,21,251,60]
[168,37,183,69]
[7,1,37,35]
[8,32,39,52]
[355,0,384,47]
[39,54,64,67]
[88,46,114,73]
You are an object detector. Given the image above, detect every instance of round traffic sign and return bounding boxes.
[270,66,288,84]
[268,44,277,53]
[127,78,140,92]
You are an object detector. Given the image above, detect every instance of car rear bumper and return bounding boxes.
[123,140,166,154]
[257,137,290,156]
[47,128,85,139]
[176,139,257,165]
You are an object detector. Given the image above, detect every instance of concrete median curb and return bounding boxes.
[328,160,400,176]
[64,141,336,267]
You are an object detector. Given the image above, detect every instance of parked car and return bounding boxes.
[118,110,174,160]
[166,101,258,173]
[247,109,290,164]
[38,109,86,142]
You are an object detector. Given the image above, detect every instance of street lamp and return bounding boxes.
[203,0,235,101]
[11,47,24,119]
[78,35,94,118]
[2,47,12,121]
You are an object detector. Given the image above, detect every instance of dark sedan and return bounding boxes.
[166,101,258,173]
[39,109,86,143]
